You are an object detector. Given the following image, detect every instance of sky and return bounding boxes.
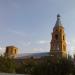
[0,0,75,55]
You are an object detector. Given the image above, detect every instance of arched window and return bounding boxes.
[60,29,62,32]
[63,45,66,51]
[55,34,58,40]
[63,35,65,40]
[15,49,16,54]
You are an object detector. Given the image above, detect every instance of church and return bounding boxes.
[4,14,67,60]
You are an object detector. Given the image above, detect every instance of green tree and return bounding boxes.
[0,56,16,73]
[31,57,75,75]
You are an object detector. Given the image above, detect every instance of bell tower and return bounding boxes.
[50,14,67,59]
[5,46,18,58]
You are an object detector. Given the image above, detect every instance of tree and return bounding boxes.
[0,55,16,73]
[31,57,75,75]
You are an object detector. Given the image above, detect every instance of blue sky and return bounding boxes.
[0,0,75,55]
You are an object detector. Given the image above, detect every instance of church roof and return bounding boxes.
[54,14,62,27]
[16,52,50,59]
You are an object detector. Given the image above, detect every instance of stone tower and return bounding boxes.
[5,46,18,58]
[50,14,67,59]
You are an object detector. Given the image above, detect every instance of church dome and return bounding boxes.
[54,14,63,27]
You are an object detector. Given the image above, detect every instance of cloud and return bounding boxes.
[17,41,31,48]
[22,42,31,47]
[0,47,5,55]
[7,28,28,38]
[37,40,49,44]
[33,48,43,51]
[32,48,45,53]
[67,38,75,55]
[10,29,26,37]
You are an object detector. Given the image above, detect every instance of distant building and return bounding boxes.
[50,14,67,60]
[5,46,18,58]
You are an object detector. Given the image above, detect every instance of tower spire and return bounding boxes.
[55,14,62,27]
